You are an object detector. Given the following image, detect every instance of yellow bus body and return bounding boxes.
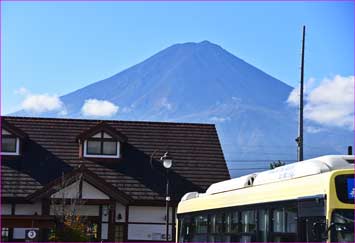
[176,168,354,242]
[178,169,353,215]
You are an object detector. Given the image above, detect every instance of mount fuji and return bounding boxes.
[14,41,352,177]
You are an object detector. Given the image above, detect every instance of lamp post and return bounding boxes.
[160,152,172,242]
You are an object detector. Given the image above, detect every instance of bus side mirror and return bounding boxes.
[330,222,353,233]
[312,222,328,241]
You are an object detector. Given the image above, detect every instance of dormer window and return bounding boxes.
[84,131,120,158]
[1,129,20,155]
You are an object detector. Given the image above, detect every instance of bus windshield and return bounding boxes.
[331,209,354,242]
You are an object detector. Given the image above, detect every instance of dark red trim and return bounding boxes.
[28,166,132,204]
[1,215,55,228]
[11,203,15,215]
[98,205,103,241]
[108,201,116,241]
[125,205,129,241]
[1,120,28,139]
[76,122,127,142]
[129,200,178,207]
[128,222,174,225]
[1,197,32,204]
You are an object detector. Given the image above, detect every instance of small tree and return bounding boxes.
[269,160,286,169]
[49,171,91,242]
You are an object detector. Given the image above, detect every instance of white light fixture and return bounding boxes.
[163,159,172,169]
[161,152,173,169]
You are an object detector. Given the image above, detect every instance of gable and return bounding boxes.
[51,180,109,200]
[1,120,27,139]
[77,121,127,142]
[82,181,110,199]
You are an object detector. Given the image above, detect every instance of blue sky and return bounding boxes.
[1,1,354,115]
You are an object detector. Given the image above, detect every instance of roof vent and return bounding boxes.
[181,192,199,201]
[205,173,258,195]
[253,155,354,186]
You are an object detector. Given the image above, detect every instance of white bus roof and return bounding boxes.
[253,155,353,186]
[181,155,354,201]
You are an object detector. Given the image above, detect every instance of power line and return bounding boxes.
[226,159,295,162]
[229,168,269,171]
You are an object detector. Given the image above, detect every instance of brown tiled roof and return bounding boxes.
[1,116,230,203]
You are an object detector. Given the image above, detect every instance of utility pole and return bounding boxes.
[348,146,353,155]
[296,26,306,161]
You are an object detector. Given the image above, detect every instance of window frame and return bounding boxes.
[83,131,120,158]
[177,201,300,243]
[1,129,20,156]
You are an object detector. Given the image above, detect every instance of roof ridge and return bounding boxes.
[2,115,215,127]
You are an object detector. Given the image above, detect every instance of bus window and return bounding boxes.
[191,214,208,242]
[330,209,354,243]
[226,211,240,233]
[240,210,256,242]
[335,175,355,204]
[272,207,297,242]
[241,210,256,233]
[208,212,227,242]
[210,212,224,234]
[273,208,297,233]
[178,216,192,242]
[258,209,269,242]
[194,215,208,233]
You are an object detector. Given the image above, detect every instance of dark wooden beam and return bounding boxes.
[1,216,55,228]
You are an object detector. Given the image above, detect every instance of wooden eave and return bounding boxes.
[1,119,28,139]
[27,165,132,205]
[76,121,127,142]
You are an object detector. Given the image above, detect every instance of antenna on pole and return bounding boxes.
[296,25,305,161]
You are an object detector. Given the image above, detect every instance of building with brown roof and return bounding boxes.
[0,116,229,242]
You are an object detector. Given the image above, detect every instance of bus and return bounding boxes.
[176,155,354,242]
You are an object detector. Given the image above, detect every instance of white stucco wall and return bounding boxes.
[101,223,109,240]
[50,205,100,216]
[51,180,109,200]
[128,224,172,241]
[1,204,12,215]
[129,206,174,223]
[51,181,80,199]
[82,181,109,199]
[15,202,42,215]
[115,203,126,222]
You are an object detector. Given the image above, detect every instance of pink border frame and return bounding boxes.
[0,0,354,242]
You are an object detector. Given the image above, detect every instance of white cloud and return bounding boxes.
[15,87,65,114]
[14,87,30,96]
[287,75,354,129]
[287,78,315,106]
[287,88,299,106]
[210,116,230,123]
[305,126,324,134]
[22,94,64,114]
[81,99,118,117]
[158,97,173,110]
[121,107,133,113]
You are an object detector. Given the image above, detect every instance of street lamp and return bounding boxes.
[160,152,172,241]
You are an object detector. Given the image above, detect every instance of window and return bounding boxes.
[241,210,256,233]
[84,131,120,158]
[210,212,224,234]
[1,228,10,242]
[226,211,240,233]
[258,209,269,242]
[273,208,297,233]
[114,224,125,242]
[190,214,208,242]
[1,129,20,155]
[193,215,208,234]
